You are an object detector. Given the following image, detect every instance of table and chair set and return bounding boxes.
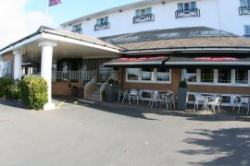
[119,89,176,111]
[119,89,250,116]
[191,94,250,115]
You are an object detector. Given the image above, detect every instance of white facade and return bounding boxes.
[62,0,250,37]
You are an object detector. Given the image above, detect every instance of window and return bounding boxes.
[178,2,197,11]
[127,68,140,81]
[96,17,109,25]
[95,17,110,31]
[184,68,197,82]
[218,69,231,83]
[240,0,250,6]
[236,69,248,84]
[2,61,12,77]
[71,24,82,34]
[141,68,153,81]
[201,68,214,83]
[176,2,200,18]
[135,7,152,16]
[244,25,250,36]
[156,68,170,82]
[126,67,170,83]
[134,7,154,23]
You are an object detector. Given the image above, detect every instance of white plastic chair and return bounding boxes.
[237,97,250,116]
[148,91,161,108]
[128,89,139,104]
[193,95,206,111]
[207,96,221,112]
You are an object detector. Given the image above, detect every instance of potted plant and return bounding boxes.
[177,79,188,111]
[104,78,119,102]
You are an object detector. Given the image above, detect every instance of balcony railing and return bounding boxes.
[94,22,110,31]
[239,6,250,15]
[175,8,200,19]
[53,70,97,82]
[133,13,155,24]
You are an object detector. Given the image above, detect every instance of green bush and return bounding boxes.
[0,77,14,98]
[5,80,21,99]
[20,76,48,110]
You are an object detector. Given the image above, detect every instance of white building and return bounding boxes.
[61,0,250,38]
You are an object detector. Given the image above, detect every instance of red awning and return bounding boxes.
[104,56,168,67]
[164,56,250,67]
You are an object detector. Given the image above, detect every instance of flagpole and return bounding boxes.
[45,1,49,26]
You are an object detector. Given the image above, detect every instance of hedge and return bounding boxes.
[19,76,48,110]
[0,77,14,98]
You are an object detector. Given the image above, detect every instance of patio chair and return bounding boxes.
[207,96,221,113]
[164,92,176,111]
[121,90,128,103]
[148,91,161,108]
[237,97,250,116]
[232,96,241,111]
[193,95,207,111]
[128,89,139,104]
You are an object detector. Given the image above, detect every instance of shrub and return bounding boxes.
[5,81,21,99]
[0,77,14,98]
[20,76,48,110]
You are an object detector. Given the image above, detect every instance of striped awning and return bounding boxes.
[104,56,168,67]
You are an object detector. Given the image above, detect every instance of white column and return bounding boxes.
[13,49,23,80]
[39,40,57,111]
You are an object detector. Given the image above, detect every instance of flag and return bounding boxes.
[49,0,62,7]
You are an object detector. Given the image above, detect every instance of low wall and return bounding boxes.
[52,81,82,97]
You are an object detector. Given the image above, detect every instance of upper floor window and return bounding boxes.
[71,23,82,34]
[176,2,200,18]
[95,16,110,31]
[239,0,250,15]
[244,25,250,37]
[133,7,154,24]
[240,0,250,6]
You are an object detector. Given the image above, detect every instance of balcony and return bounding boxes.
[133,14,155,24]
[175,8,200,19]
[239,6,250,15]
[94,22,110,31]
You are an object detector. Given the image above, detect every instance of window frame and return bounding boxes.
[182,68,250,87]
[126,67,171,84]
[71,23,82,34]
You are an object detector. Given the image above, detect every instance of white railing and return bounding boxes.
[53,70,97,82]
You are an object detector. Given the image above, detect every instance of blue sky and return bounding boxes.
[26,0,139,26]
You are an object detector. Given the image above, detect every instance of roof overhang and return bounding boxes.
[0,27,121,56]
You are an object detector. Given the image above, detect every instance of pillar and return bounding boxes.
[13,49,23,80]
[39,40,57,110]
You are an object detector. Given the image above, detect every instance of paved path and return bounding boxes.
[0,100,249,166]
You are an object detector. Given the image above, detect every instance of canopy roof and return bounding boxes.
[104,56,168,67]
[102,27,250,54]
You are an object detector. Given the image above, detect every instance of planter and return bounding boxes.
[103,84,119,102]
[177,87,188,111]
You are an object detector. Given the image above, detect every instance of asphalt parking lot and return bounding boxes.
[0,99,249,166]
